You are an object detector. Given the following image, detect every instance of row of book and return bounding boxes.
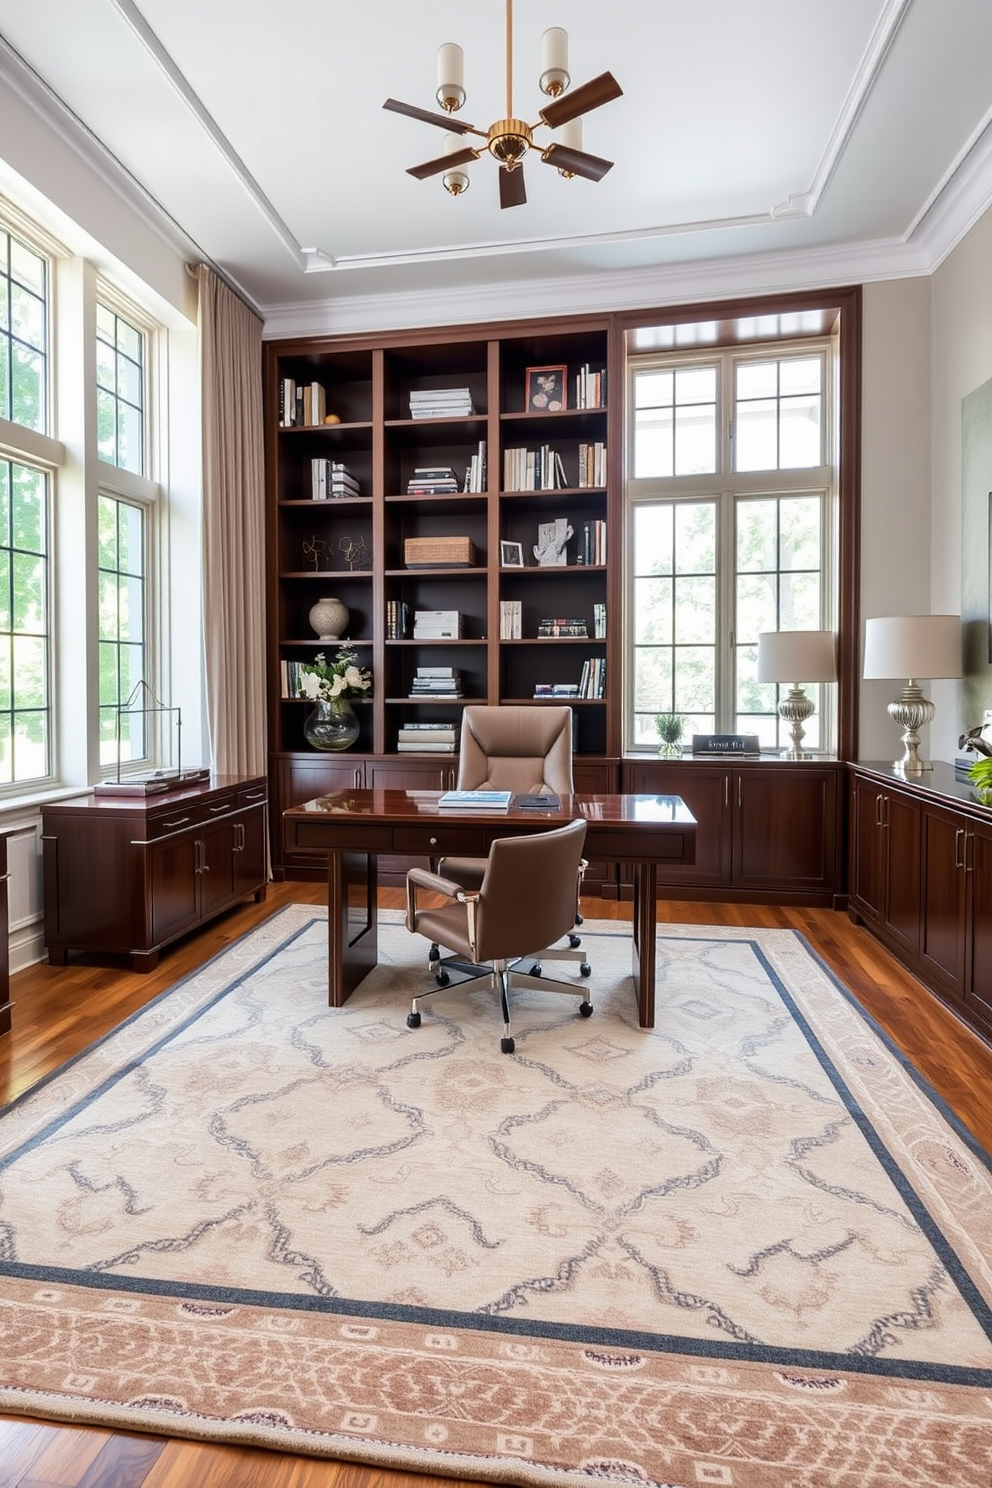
[310,459,360,500]
[499,600,522,639]
[397,722,458,753]
[409,387,475,419]
[573,364,607,409]
[386,599,410,640]
[280,378,326,428]
[503,445,568,491]
[409,666,463,698]
[532,659,605,699]
[581,521,607,566]
[578,442,607,488]
[537,617,588,638]
[464,440,487,492]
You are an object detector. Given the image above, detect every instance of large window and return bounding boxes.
[98,494,146,766]
[628,343,836,752]
[0,458,50,784]
[0,228,47,433]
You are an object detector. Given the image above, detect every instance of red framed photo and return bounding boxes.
[525,364,567,413]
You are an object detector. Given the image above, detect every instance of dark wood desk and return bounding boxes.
[283,789,696,1028]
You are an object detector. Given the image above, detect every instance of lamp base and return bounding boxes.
[778,686,814,761]
[888,680,935,774]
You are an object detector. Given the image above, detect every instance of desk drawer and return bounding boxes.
[591,829,692,861]
[145,793,238,839]
[391,825,485,857]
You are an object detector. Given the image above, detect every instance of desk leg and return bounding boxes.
[328,850,379,1007]
[631,862,657,1028]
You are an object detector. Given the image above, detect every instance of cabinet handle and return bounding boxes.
[355,768,363,788]
[955,827,966,870]
[234,822,245,852]
[194,839,210,874]
[966,830,975,874]
[737,776,743,810]
[875,793,883,828]
[209,803,231,814]
[162,816,191,829]
[724,775,729,807]
[243,789,266,801]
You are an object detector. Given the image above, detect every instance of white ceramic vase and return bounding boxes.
[308,596,349,641]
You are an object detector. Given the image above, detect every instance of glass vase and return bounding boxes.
[303,696,360,752]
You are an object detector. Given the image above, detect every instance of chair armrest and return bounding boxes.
[407,866,472,901]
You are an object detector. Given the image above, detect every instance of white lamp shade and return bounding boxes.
[757,630,837,684]
[863,615,962,680]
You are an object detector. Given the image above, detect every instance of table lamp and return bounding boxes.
[757,630,837,759]
[862,614,962,774]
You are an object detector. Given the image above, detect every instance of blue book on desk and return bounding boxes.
[438,789,512,809]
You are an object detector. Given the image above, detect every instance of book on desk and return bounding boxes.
[437,789,512,809]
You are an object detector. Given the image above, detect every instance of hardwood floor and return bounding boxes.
[2,884,991,1488]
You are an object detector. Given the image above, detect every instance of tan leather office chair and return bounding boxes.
[405,818,591,1053]
[430,705,588,975]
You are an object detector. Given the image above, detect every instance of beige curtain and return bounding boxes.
[198,266,266,777]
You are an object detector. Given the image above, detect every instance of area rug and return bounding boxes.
[1,907,992,1487]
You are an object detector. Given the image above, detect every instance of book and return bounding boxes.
[437,789,512,809]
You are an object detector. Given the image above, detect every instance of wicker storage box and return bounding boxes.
[404,536,476,567]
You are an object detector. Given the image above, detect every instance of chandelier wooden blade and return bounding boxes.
[540,143,614,181]
[406,146,479,181]
[537,71,623,129]
[499,165,527,209]
[383,98,479,135]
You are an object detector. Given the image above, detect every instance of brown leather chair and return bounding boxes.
[430,705,588,974]
[405,818,591,1053]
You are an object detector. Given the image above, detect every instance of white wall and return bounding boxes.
[859,277,934,761]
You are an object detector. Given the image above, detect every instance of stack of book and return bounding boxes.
[573,365,607,409]
[578,656,606,697]
[534,683,579,698]
[503,445,567,491]
[386,599,410,639]
[311,459,360,499]
[397,722,458,753]
[580,520,607,565]
[578,442,607,488]
[409,387,475,419]
[537,617,588,638]
[407,466,460,495]
[499,599,522,639]
[409,666,463,698]
[413,609,462,639]
[279,378,326,427]
[464,440,487,492]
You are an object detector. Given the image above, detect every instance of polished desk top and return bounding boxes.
[284,789,697,863]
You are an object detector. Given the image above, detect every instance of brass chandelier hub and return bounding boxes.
[486,118,533,168]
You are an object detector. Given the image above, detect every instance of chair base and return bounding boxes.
[408,958,593,1054]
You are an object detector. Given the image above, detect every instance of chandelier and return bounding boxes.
[383,0,622,208]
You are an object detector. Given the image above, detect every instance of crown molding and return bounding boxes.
[260,235,934,340]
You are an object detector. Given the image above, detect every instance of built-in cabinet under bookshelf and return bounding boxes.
[264,315,619,876]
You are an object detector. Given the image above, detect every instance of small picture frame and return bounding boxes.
[525,364,567,414]
[500,539,524,568]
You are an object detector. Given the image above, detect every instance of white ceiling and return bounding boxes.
[1,0,992,335]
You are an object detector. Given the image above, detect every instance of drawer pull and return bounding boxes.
[429,836,438,847]
[162,816,191,829]
[209,803,231,814]
[243,789,266,801]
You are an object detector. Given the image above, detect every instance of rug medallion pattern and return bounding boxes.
[1,908,990,1486]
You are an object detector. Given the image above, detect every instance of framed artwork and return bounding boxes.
[525,364,567,413]
[500,539,524,567]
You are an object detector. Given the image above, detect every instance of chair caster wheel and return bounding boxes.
[407,1011,421,1029]
[579,1001,593,1018]
[435,970,450,987]
[580,962,592,977]
[568,933,581,948]
[575,913,584,925]
[529,963,542,977]
[500,1036,515,1054]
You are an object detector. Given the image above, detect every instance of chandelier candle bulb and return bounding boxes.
[436,42,465,112]
[442,131,471,195]
[540,27,570,96]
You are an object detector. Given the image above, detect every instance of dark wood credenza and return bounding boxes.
[0,834,10,1035]
[41,774,268,971]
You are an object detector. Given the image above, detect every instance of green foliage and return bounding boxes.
[654,711,687,744]
[968,756,992,805]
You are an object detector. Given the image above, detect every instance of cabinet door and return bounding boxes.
[734,767,837,891]
[851,775,885,920]
[198,817,239,919]
[148,833,199,946]
[365,758,456,790]
[966,820,992,1037]
[920,804,967,1000]
[234,803,267,900]
[623,762,731,886]
[881,789,922,955]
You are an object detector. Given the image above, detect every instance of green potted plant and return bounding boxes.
[968,756,992,806]
[654,712,687,758]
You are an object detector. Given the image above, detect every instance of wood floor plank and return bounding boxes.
[18,1427,111,1485]
[2,881,990,1487]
